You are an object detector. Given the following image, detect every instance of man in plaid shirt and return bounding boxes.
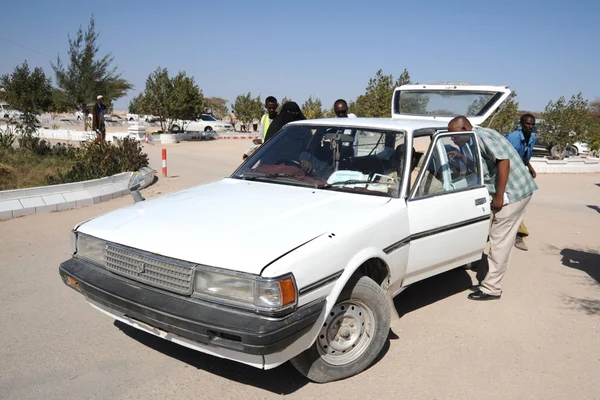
[448,116,538,301]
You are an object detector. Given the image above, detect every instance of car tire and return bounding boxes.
[204,126,213,132]
[566,145,578,157]
[550,145,566,159]
[290,274,390,383]
[171,125,181,133]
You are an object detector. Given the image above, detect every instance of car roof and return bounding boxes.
[287,117,450,133]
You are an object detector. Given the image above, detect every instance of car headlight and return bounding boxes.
[194,268,297,314]
[76,233,106,265]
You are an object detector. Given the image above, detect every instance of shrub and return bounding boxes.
[46,137,149,185]
[18,133,53,156]
[0,128,16,150]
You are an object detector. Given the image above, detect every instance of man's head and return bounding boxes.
[520,113,536,135]
[97,95,104,104]
[334,99,348,118]
[265,96,278,119]
[448,116,473,132]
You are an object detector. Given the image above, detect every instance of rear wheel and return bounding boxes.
[290,274,390,383]
[550,145,566,159]
[566,145,578,157]
[171,124,181,133]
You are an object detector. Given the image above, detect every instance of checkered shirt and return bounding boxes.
[474,126,538,203]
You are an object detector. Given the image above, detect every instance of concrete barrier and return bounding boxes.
[0,167,155,220]
[530,156,600,174]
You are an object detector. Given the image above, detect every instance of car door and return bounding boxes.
[402,131,491,286]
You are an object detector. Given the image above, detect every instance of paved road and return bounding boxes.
[1,140,599,400]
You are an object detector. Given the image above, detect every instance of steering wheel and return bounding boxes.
[274,158,302,169]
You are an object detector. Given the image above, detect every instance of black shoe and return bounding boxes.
[468,289,501,301]
[469,285,481,291]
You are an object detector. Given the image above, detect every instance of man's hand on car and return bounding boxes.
[300,160,314,175]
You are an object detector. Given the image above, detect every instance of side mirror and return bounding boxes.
[128,172,145,203]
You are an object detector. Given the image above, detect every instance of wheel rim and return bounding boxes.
[316,300,376,366]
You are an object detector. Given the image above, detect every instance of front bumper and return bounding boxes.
[59,258,325,356]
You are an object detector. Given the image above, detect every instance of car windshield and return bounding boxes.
[396,90,500,117]
[232,124,408,197]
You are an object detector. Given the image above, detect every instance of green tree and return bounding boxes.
[136,67,204,133]
[128,93,144,114]
[232,92,262,130]
[301,96,325,119]
[352,68,415,117]
[0,60,53,134]
[51,15,133,129]
[204,97,229,120]
[539,92,590,159]
[481,91,519,134]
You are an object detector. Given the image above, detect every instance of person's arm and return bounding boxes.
[527,162,536,179]
[492,159,510,212]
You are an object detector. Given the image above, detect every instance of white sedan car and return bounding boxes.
[59,84,510,383]
[171,114,233,133]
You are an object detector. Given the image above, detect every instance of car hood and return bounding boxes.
[77,178,390,275]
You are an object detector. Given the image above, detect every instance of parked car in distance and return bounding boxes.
[59,83,512,383]
[171,114,233,133]
[1,102,22,119]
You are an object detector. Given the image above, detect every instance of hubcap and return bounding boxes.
[317,300,375,366]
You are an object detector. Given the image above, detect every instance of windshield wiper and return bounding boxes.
[239,172,316,187]
[317,180,395,189]
[241,172,303,180]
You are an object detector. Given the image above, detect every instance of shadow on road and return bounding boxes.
[393,268,473,318]
[114,320,394,393]
[586,205,600,214]
[561,295,600,316]
[560,248,600,284]
[114,321,310,395]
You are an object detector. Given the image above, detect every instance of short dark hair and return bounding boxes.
[520,113,535,123]
[265,96,277,105]
[334,99,348,108]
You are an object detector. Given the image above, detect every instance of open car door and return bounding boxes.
[402,130,491,286]
[391,83,512,126]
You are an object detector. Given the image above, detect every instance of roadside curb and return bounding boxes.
[531,156,600,174]
[0,167,155,220]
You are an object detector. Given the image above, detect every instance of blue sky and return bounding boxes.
[1,0,598,113]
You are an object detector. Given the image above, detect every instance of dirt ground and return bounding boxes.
[0,140,599,400]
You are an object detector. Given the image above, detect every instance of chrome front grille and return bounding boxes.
[104,243,196,295]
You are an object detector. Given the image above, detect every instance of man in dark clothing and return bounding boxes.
[91,95,106,141]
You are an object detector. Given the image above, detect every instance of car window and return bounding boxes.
[200,115,217,121]
[410,132,481,199]
[233,124,407,198]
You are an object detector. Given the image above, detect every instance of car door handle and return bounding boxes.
[475,197,487,206]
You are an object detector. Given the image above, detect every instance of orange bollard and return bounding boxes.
[162,148,167,177]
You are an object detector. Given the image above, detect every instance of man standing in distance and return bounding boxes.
[91,95,106,141]
[505,114,538,251]
[448,116,538,301]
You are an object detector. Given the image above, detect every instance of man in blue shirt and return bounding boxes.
[505,114,537,251]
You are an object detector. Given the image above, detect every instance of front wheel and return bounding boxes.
[290,274,390,383]
[171,124,181,133]
[566,145,578,157]
[204,126,213,132]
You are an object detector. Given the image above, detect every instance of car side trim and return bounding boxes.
[411,214,490,241]
[383,214,490,254]
[299,270,344,296]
